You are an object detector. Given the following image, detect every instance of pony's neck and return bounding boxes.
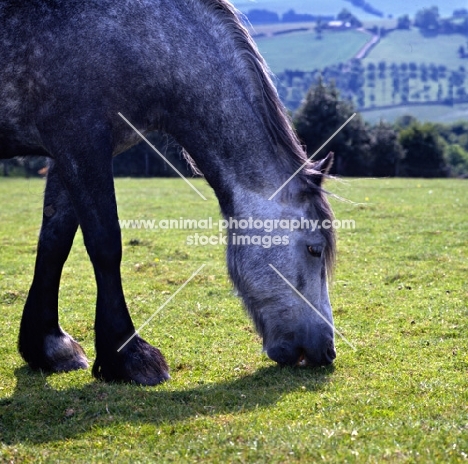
[167,95,294,217]
[149,0,304,215]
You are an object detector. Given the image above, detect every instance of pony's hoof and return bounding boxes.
[92,335,169,386]
[20,330,89,372]
[44,332,89,372]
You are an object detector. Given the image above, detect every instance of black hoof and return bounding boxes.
[92,335,169,386]
[19,329,89,372]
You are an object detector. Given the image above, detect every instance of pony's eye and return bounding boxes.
[307,245,322,258]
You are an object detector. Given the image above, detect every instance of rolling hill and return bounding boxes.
[229,1,468,123]
[255,29,369,74]
[363,29,467,70]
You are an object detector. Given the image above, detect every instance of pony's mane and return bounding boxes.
[196,0,336,273]
[197,0,308,167]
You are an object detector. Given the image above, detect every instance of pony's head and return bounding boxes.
[227,153,336,367]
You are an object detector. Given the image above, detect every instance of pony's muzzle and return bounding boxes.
[266,338,336,367]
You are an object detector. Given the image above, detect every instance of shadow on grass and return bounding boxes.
[0,363,334,444]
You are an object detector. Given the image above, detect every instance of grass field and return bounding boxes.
[363,30,467,71]
[253,27,467,78]
[255,29,369,73]
[0,177,467,462]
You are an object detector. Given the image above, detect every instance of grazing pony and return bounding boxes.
[0,0,336,385]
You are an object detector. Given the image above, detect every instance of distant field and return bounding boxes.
[231,0,467,20]
[233,1,468,122]
[361,103,468,124]
[363,29,467,70]
[362,74,446,108]
[256,29,369,73]
[253,28,467,77]
[359,30,468,113]
[251,26,468,120]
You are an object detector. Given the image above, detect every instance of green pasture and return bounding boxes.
[363,30,467,70]
[255,29,369,73]
[0,177,467,462]
[254,27,467,80]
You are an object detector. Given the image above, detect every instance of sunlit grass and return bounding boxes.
[0,177,467,462]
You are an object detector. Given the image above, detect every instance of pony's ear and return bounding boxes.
[311,152,334,186]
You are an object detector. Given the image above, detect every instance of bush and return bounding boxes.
[399,122,448,177]
[444,144,468,177]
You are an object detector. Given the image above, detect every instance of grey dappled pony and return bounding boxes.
[0,0,336,385]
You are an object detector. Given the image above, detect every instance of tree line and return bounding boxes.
[1,132,191,178]
[244,9,333,26]
[293,78,468,178]
[402,6,468,35]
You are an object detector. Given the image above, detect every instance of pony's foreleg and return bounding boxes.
[19,161,88,372]
[47,141,168,386]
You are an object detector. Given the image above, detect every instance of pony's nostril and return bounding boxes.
[296,350,307,367]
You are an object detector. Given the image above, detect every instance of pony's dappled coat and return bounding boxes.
[0,0,337,384]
